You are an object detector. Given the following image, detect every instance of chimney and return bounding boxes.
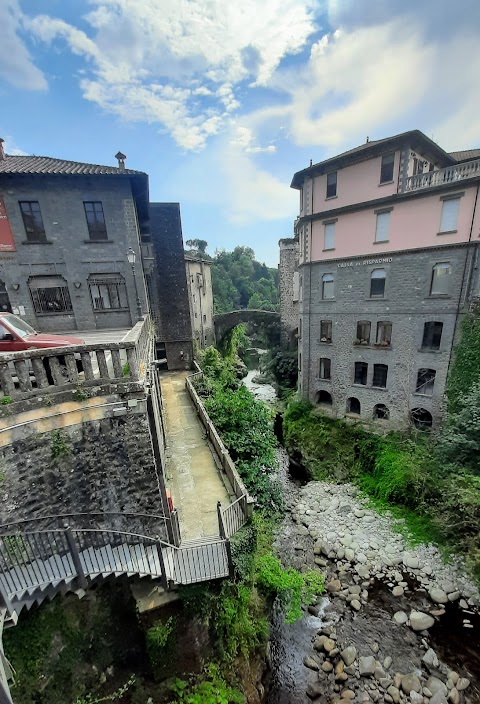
[0,138,5,161]
[115,151,126,170]
[366,136,370,143]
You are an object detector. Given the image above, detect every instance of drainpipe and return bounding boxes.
[445,180,480,383]
[307,175,314,400]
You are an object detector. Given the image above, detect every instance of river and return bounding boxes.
[242,366,480,704]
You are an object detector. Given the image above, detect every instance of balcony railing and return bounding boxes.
[404,159,480,192]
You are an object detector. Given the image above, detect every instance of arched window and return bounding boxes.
[315,390,332,407]
[322,273,334,299]
[410,408,433,430]
[430,263,451,296]
[370,269,386,298]
[347,397,361,415]
[373,404,389,420]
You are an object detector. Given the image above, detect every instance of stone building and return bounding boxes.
[185,255,215,348]
[147,203,193,369]
[279,237,299,348]
[0,142,149,332]
[289,130,480,429]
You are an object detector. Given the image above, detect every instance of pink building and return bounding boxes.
[288,131,480,428]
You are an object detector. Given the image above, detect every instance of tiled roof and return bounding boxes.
[0,154,145,176]
[449,149,480,163]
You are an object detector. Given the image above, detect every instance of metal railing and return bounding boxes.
[220,496,248,539]
[404,158,480,192]
[0,315,153,400]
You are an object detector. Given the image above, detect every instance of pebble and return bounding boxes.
[393,611,408,625]
[303,655,319,670]
[322,661,333,672]
[392,585,404,597]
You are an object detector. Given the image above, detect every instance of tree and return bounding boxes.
[185,239,208,254]
[438,382,480,474]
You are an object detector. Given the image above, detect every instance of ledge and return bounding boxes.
[83,239,113,243]
[21,240,53,245]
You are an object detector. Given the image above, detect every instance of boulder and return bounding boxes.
[400,673,421,694]
[410,610,435,631]
[359,656,376,677]
[386,685,400,703]
[410,692,424,704]
[392,586,404,597]
[430,693,448,704]
[306,681,323,699]
[456,678,470,691]
[429,588,448,604]
[448,688,460,704]
[322,661,333,672]
[422,648,439,669]
[341,646,357,667]
[393,611,408,625]
[402,553,419,569]
[303,655,319,670]
[426,676,448,696]
[326,579,342,594]
[350,599,361,611]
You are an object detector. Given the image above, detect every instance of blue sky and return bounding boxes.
[1,0,479,266]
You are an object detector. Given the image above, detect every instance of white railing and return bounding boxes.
[404,159,480,192]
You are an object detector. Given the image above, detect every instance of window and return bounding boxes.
[354,362,368,385]
[322,273,334,299]
[370,268,386,298]
[410,408,433,430]
[440,197,460,233]
[299,317,302,339]
[347,397,361,415]
[88,273,128,310]
[324,222,335,250]
[203,314,207,322]
[320,320,332,343]
[319,358,331,380]
[380,153,395,183]
[355,320,371,345]
[413,157,424,176]
[422,321,443,350]
[29,276,73,314]
[19,201,46,242]
[416,368,436,395]
[376,321,392,346]
[315,390,332,406]
[373,403,389,420]
[298,352,302,371]
[373,363,388,388]
[84,201,107,240]
[326,172,337,198]
[430,263,451,296]
[375,211,391,242]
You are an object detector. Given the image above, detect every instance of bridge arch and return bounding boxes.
[214,310,280,347]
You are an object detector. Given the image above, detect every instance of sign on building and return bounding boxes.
[0,198,15,252]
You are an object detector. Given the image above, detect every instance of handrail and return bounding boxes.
[0,511,168,530]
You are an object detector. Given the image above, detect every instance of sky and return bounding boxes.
[1,1,480,266]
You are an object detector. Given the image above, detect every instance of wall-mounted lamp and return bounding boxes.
[74,282,82,289]
[11,283,20,291]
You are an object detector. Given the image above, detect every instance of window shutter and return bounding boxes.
[375,212,391,242]
[324,222,335,249]
[440,198,460,232]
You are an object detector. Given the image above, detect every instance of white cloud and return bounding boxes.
[27,0,319,150]
[0,1,47,90]
[1,133,28,156]
[231,126,277,154]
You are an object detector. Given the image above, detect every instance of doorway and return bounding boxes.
[0,281,11,313]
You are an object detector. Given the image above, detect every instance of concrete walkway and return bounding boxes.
[161,371,232,541]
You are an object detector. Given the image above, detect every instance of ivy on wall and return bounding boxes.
[446,314,480,412]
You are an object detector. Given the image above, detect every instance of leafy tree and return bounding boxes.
[438,382,480,474]
[185,239,208,254]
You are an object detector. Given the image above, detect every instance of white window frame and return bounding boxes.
[324,222,335,250]
[439,197,460,233]
[375,211,391,243]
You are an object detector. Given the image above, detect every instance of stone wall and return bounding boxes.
[0,173,148,332]
[148,203,193,370]
[0,407,164,530]
[279,238,299,348]
[299,244,473,428]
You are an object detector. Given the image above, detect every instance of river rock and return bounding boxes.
[341,646,357,667]
[429,588,448,604]
[383,656,392,670]
[326,579,342,594]
[392,586,404,597]
[422,648,439,669]
[351,599,361,611]
[426,676,448,696]
[322,661,333,672]
[393,611,408,625]
[402,553,420,569]
[448,688,460,704]
[447,671,459,685]
[345,548,355,561]
[386,685,400,703]
[303,655,319,670]
[306,681,323,699]
[359,656,376,676]
[429,693,448,704]
[410,610,435,631]
[456,677,470,691]
[400,673,421,694]
[448,591,461,602]
[323,638,336,653]
[410,693,423,704]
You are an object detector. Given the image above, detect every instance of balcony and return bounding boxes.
[404,159,480,192]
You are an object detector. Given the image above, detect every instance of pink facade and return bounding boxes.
[310,184,480,262]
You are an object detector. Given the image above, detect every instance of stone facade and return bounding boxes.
[149,203,193,370]
[299,244,474,428]
[185,256,215,348]
[0,173,149,332]
[279,238,299,348]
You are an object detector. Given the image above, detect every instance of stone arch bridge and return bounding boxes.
[214,309,280,346]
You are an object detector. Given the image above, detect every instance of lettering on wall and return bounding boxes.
[338,257,393,268]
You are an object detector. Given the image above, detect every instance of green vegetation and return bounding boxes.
[0,395,12,405]
[195,341,281,512]
[73,384,89,401]
[146,616,176,678]
[446,314,480,412]
[51,428,70,459]
[122,362,130,377]
[170,664,244,704]
[210,245,279,313]
[283,396,480,576]
[74,677,136,704]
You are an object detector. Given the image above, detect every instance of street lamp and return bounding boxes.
[127,247,143,321]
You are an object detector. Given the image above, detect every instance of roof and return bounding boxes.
[291,130,455,189]
[0,154,146,176]
[449,149,480,163]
